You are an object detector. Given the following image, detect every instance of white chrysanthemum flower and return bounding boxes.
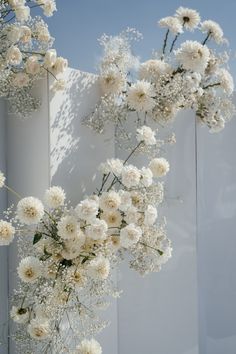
[8,0,25,7]
[139,59,172,82]
[6,45,22,65]
[106,158,124,176]
[87,256,110,280]
[144,205,158,225]
[7,25,21,43]
[101,210,122,228]
[44,49,57,68]
[27,319,50,340]
[99,191,121,211]
[149,158,170,177]
[44,186,65,208]
[100,67,126,95]
[61,233,85,260]
[39,0,57,17]
[127,80,156,112]
[137,125,156,145]
[140,167,153,187]
[175,40,210,73]
[0,220,15,246]
[175,7,200,31]
[25,56,41,75]
[14,5,30,22]
[122,165,141,188]
[75,199,98,221]
[51,57,68,75]
[20,25,31,43]
[12,72,30,87]
[57,215,79,240]
[17,197,44,225]
[201,20,224,44]
[86,219,108,241]
[0,171,5,188]
[217,68,234,94]
[119,190,132,211]
[158,16,183,34]
[120,223,142,248]
[10,306,29,324]
[35,23,51,42]
[66,266,87,289]
[124,206,140,224]
[18,256,42,283]
[76,338,102,354]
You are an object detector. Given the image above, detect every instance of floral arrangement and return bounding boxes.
[0,0,68,117]
[0,6,234,354]
[0,128,172,353]
[84,7,235,136]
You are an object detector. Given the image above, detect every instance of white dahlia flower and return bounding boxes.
[201,20,224,44]
[27,319,50,340]
[175,7,200,31]
[149,158,170,177]
[86,219,108,241]
[158,16,183,34]
[76,338,102,354]
[175,40,210,73]
[137,125,156,145]
[17,256,42,283]
[0,220,15,246]
[87,256,110,280]
[57,215,79,240]
[17,197,44,225]
[127,80,156,112]
[44,186,65,208]
[120,223,142,248]
[101,210,122,228]
[99,191,121,211]
[122,165,141,188]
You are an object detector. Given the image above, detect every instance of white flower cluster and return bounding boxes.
[0,130,171,352]
[84,7,234,135]
[0,0,67,117]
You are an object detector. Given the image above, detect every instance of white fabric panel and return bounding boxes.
[197,97,236,354]
[0,99,8,354]
[116,111,199,354]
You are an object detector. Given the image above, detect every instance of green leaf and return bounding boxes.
[33,232,42,245]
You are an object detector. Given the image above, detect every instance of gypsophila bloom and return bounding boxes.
[76,338,102,354]
[10,306,29,324]
[201,20,224,44]
[99,191,121,211]
[12,72,30,87]
[76,198,98,221]
[87,256,110,280]
[158,16,183,34]
[100,67,126,95]
[124,206,140,224]
[17,197,44,225]
[144,205,158,225]
[101,210,122,228]
[175,40,210,73]
[51,79,66,92]
[217,68,234,95]
[149,158,170,177]
[137,126,156,145]
[44,186,66,208]
[17,256,42,283]
[27,319,50,340]
[86,219,108,241]
[122,165,141,188]
[127,80,156,112]
[120,223,142,248]
[57,215,79,240]
[0,220,15,246]
[139,59,172,82]
[0,171,5,188]
[175,7,200,31]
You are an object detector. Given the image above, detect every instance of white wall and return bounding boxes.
[0,69,235,354]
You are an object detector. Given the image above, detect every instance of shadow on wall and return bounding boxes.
[49,68,115,203]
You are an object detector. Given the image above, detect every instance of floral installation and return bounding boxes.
[84,7,235,136]
[0,0,68,117]
[0,126,172,352]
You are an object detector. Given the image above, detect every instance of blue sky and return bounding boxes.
[43,0,236,76]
